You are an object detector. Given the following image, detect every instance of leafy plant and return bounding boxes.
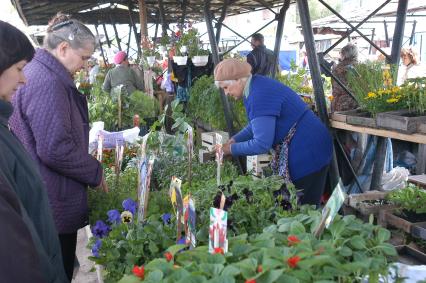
[88,81,118,130]
[119,212,396,283]
[386,184,426,214]
[188,75,247,130]
[401,77,426,115]
[127,91,160,125]
[277,61,313,95]
[347,62,403,116]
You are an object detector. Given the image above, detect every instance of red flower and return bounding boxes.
[287,235,301,246]
[132,265,145,279]
[245,279,256,283]
[164,252,173,262]
[287,256,301,268]
[257,265,263,273]
[213,247,224,255]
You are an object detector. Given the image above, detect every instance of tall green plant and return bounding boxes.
[402,77,426,115]
[188,75,247,130]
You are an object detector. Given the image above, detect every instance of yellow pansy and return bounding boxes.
[386,98,399,103]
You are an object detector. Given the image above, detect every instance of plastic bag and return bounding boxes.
[380,166,409,191]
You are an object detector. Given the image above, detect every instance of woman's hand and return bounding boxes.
[221,138,235,156]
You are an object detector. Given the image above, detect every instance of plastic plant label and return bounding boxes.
[96,134,103,162]
[323,181,346,228]
[209,207,228,254]
[169,177,184,244]
[137,156,155,222]
[183,195,196,249]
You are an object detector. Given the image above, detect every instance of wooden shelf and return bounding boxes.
[408,175,426,189]
[330,120,426,144]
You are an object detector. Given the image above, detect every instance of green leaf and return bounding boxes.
[207,275,235,283]
[290,221,306,234]
[377,228,391,243]
[350,235,366,249]
[145,270,163,281]
[166,268,190,281]
[277,274,300,283]
[297,255,333,269]
[256,269,284,283]
[376,243,397,256]
[339,246,353,257]
[278,222,291,233]
[199,263,224,276]
[231,244,254,257]
[166,244,188,256]
[221,265,241,277]
[206,254,226,264]
[148,240,159,254]
[118,274,142,283]
[176,274,208,283]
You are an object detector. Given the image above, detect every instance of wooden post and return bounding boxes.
[138,0,149,45]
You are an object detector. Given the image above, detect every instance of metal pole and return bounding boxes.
[109,14,122,51]
[180,0,188,28]
[322,0,391,56]
[128,1,141,58]
[319,0,390,59]
[153,22,159,49]
[409,20,417,46]
[222,18,276,56]
[138,0,149,40]
[384,20,390,47]
[126,25,132,55]
[369,28,375,54]
[297,0,340,191]
[390,0,408,65]
[370,137,387,190]
[102,23,111,48]
[95,24,108,65]
[203,0,235,135]
[158,0,168,37]
[215,0,229,44]
[272,0,290,78]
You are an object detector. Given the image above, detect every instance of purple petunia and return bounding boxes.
[162,213,171,225]
[122,198,136,215]
[91,239,102,258]
[107,209,121,225]
[92,220,110,239]
[177,237,186,245]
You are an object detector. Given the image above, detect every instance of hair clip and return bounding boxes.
[51,20,74,31]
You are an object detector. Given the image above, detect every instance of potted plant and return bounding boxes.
[192,48,210,67]
[142,37,159,67]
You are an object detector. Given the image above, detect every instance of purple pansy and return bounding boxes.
[122,198,136,215]
[92,220,110,239]
[107,209,121,225]
[162,213,171,225]
[91,239,102,258]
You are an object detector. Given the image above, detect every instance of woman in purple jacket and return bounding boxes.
[10,14,108,280]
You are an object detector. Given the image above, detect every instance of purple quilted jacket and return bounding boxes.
[10,49,103,234]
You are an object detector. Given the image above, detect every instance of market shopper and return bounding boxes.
[0,20,68,282]
[103,51,144,95]
[331,43,359,112]
[246,33,277,77]
[9,14,108,281]
[397,47,425,85]
[214,59,333,206]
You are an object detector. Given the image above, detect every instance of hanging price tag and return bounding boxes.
[96,134,104,162]
[169,177,184,244]
[215,133,223,186]
[183,195,196,249]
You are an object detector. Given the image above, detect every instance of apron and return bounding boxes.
[271,108,309,184]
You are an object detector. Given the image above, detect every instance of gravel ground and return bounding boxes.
[72,227,98,283]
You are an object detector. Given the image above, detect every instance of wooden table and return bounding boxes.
[330,120,426,190]
[331,120,426,144]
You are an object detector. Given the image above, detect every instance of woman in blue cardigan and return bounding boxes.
[214,59,333,206]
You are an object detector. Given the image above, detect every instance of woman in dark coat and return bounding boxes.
[0,20,68,282]
[9,13,108,280]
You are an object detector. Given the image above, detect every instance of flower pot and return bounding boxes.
[192,55,209,67]
[339,109,377,128]
[376,109,426,134]
[146,56,156,66]
[180,45,188,54]
[173,56,188,66]
[158,46,166,53]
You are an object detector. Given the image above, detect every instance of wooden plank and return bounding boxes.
[417,145,426,174]
[331,120,426,144]
[408,174,426,189]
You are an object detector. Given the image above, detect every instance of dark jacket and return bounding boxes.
[10,49,103,234]
[0,171,46,283]
[103,64,144,95]
[0,100,68,282]
[247,45,277,76]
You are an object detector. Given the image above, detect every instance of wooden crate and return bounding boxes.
[345,109,377,128]
[376,109,426,134]
[247,154,272,178]
[396,245,426,265]
[418,122,426,134]
[380,210,413,233]
[198,149,214,163]
[201,131,229,151]
[347,190,396,216]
